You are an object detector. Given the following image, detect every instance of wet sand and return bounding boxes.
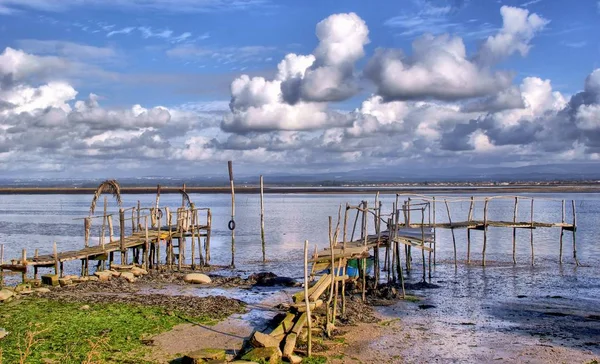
[323,261,600,363]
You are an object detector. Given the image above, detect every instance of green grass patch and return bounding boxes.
[0,297,213,363]
[303,355,328,364]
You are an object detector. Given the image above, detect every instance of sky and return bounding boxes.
[0,0,599,179]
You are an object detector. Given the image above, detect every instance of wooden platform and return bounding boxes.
[1,224,209,271]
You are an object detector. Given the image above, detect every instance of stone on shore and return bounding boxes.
[94,271,112,281]
[183,273,212,284]
[0,288,14,302]
[250,331,281,348]
[121,272,136,283]
[41,274,59,286]
[181,348,226,363]
[131,267,148,276]
[241,347,282,364]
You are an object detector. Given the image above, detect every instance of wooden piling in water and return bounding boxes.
[512,197,518,264]
[101,197,107,247]
[559,200,565,263]
[21,249,26,283]
[572,200,579,266]
[482,198,489,267]
[467,196,474,264]
[420,207,426,281]
[1,244,4,287]
[530,199,535,266]
[303,239,312,357]
[206,209,212,264]
[444,199,457,268]
[228,161,236,268]
[260,175,266,262]
[432,196,437,265]
[144,216,149,270]
[119,208,125,264]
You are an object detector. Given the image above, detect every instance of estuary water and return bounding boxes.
[0,192,599,275]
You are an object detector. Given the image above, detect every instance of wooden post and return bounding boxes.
[343,203,349,248]
[445,199,457,268]
[362,201,368,302]
[131,208,135,234]
[376,200,382,284]
[395,205,405,298]
[228,161,236,268]
[156,215,161,270]
[482,198,489,267]
[303,240,312,357]
[0,244,4,287]
[191,219,196,270]
[420,207,426,281]
[137,200,141,231]
[530,199,535,266]
[53,242,59,276]
[21,249,27,283]
[144,216,149,270]
[119,208,125,264]
[406,198,412,271]
[260,175,266,262]
[572,200,579,266]
[432,196,436,265]
[84,217,91,248]
[467,196,474,264]
[559,200,565,263]
[512,197,518,264]
[108,215,114,243]
[206,209,212,264]
[100,196,107,247]
[350,205,360,242]
[326,218,335,337]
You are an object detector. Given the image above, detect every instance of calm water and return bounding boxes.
[0,192,599,277]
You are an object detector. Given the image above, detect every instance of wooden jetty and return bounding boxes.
[0,181,213,282]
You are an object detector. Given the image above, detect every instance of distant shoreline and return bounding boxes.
[0,184,599,195]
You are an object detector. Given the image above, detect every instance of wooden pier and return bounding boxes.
[0,181,213,283]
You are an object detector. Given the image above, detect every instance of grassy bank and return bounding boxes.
[0,297,214,363]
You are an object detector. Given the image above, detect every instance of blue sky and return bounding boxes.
[0,0,599,178]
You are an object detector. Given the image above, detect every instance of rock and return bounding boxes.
[108,270,121,278]
[250,331,281,348]
[288,355,302,364]
[88,276,99,282]
[241,347,282,364]
[41,274,59,286]
[283,333,297,358]
[26,279,41,288]
[249,272,297,287]
[15,283,32,293]
[80,305,91,310]
[34,287,51,294]
[72,277,89,283]
[0,328,8,340]
[64,275,79,280]
[0,289,15,302]
[121,272,136,283]
[182,348,226,363]
[94,271,112,282]
[58,278,73,287]
[131,267,148,277]
[183,273,212,284]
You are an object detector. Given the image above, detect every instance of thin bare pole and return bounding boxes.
[228,161,236,268]
[559,200,565,263]
[572,200,579,266]
[420,206,426,281]
[362,201,368,302]
[100,196,107,246]
[303,239,312,357]
[444,199,457,268]
[119,208,126,264]
[432,196,436,264]
[343,203,349,247]
[482,198,489,267]
[144,216,149,270]
[467,196,474,264]
[0,244,3,287]
[530,199,535,266]
[512,197,518,264]
[260,175,266,262]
